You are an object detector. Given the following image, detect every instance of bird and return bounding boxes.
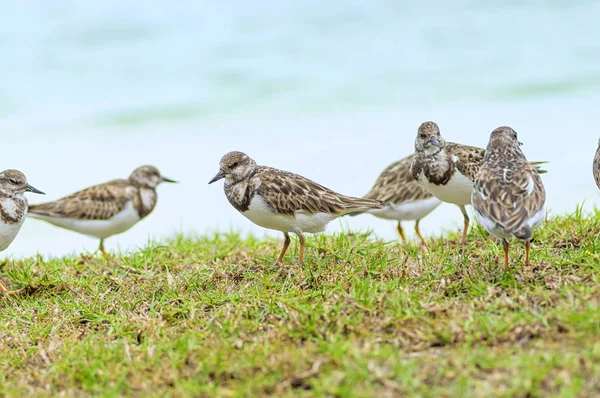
[27,165,176,254]
[0,170,44,295]
[471,126,546,269]
[209,151,383,266]
[411,121,545,243]
[355,154,441,245]
[593,138,600,189]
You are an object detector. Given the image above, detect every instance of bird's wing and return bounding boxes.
[364,155,432,204]
[29,179,135,220]
[448,143,485,181]
[472,164,545,236]
[256,166,381,215]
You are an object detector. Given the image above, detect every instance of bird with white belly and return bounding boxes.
[411,121,546,244]
[0,169,44,294]
[28,165,176,254]
[209,151,383,266]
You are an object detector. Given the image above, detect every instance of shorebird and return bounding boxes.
[411,121,545,243]
[356,154,440,245]
[28,166,176,254]
[0,170,44,294]
[472,126,546,269]
[209,151,383,265]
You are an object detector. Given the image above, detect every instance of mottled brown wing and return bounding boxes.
[29,179,135,220]
[449,142,547,179]
[472,165,545,235]
[594,147,600,189]
[256,167,381,215]
[364,155,433,204]
[447,142,485,181]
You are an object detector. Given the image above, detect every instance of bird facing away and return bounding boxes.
[593,138,600,189]
[472,126,546,269]
[0,170,44,295]
[28,166,176,254]
[411,121,546,244]
[209,151,383,266]
[357,154,441,245]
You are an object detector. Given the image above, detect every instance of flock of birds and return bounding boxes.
[1,121,597,295]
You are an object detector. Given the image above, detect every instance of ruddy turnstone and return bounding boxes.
[209,151,383,266]
[593,138,600,189]
[0,170,44,294]
[411,121,545,243]
[28,165,176,254]
[472,126,546,269]
[357,154,441,245]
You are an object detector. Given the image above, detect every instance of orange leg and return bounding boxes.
[99,239,108,256]
[296,232,306,266]
[0,282,24,295]
[414,220,427,247]
[396,222,407,244]
[274,233,291,266]
[525,240,531,266]
[503,240,510,270]
[459,205,469,244]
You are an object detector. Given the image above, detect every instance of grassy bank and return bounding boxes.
[1,209,600,397]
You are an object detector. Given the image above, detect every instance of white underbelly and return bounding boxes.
[419,170,473,206]
[366,197,441,221]
[474,206,546,240]
[527,206,546,231]
[0,219,25,251]
[242,195,337,233]
[29,202,141,239]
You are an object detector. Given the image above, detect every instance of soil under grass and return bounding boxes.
[1,208,600,397]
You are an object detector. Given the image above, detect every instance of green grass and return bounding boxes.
[2,209,600,397]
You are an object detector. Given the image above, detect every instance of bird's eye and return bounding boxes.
[231,162,240,168]
[419,133,426,139]
[8,178,17,184]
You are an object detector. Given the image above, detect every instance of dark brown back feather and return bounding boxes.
[364,155,433,204]
[255,166,382,215]
[473,163,545,236]
[29,180,138,220]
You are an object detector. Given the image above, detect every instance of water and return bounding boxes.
[1,1,600,257]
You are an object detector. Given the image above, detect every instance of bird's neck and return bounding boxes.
[136,187,158,219]
[0,195,27,225]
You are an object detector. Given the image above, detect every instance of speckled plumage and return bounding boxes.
[593,138,600,189]
[472,126,546,269]
[28,165,176,254]
[209,151,383,266]
[0,169,44,295]
[411,121,546,243]
[358,154,441,245]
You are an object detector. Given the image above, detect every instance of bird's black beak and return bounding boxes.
[208,169,226,184]
[429,136,440,147]
[26,184,45,195]
[161,176,178,183]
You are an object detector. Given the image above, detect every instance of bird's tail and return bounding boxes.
[529,161,548,174]
[512,226,532,241]
[341,197,383,216]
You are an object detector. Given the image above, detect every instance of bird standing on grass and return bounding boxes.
[356,154,440,246]
[0,170,44,295]
[411,121,546,244]
[28,166,176,255]
[471,126,546,269]
[209,151,383,266]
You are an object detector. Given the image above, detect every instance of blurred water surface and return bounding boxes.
[1,0,599,257]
